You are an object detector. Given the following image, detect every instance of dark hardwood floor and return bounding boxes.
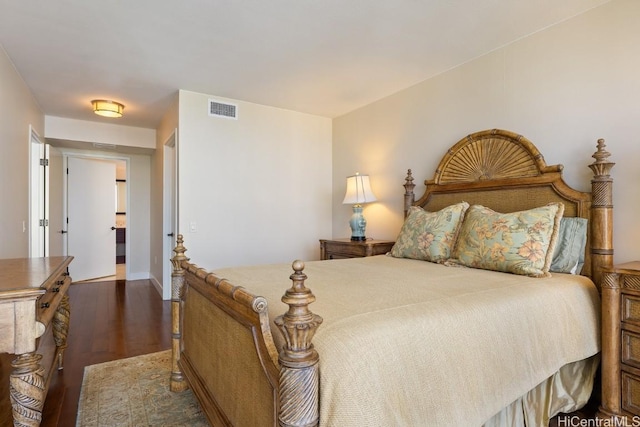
[40,279,171,427]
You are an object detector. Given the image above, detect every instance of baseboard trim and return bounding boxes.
[127,272,150,281]
[149,274,165,299]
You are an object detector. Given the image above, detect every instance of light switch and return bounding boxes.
[190,221,197,232]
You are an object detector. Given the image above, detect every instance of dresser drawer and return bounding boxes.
[37,274,71,327]
[622,371,640,415]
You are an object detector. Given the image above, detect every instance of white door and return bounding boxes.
[67,157,116,282]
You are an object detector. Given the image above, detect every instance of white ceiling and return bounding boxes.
[0,0,611,129]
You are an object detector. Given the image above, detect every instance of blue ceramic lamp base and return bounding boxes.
[349,205,368,241]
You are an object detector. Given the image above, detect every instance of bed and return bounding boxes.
[169,129,615,426]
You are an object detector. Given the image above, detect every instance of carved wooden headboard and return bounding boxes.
[402,129,614,287]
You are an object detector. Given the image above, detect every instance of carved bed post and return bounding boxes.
[589,139,618,421]
[275,261,323,427]
[598,271,622,419]
[170,234,189,392]
[403,169,415,218]
[588,139,615,289]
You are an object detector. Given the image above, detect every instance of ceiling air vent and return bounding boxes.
[208,99,238,119]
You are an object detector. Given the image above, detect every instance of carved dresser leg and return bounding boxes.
[10,352,45,427]
[52,293,71,370]
[275,260,323,427]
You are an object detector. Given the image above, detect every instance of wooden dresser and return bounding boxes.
[319,238,395,260]
[599,261,640,421]
[0,256,73,427]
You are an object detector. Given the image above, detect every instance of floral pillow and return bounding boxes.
[449,203,564,277]
[390,202,469,263]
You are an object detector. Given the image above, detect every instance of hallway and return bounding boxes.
[74,263,126,284]
[40,279,170,426]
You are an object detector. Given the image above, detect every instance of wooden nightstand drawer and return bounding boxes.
[319,239,395,260]
[623,294,640,326]
[622,371,640,415]
[323,241,368,258]
[623,330,640,369]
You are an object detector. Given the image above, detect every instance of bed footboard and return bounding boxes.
[170,235,323,427]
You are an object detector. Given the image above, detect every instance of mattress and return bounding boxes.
[213,255,600,426]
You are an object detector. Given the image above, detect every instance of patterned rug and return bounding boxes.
[76,350,208,426]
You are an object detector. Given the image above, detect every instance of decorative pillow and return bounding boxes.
[450,203,564,277]
[550,217,588,274]
[390,202,469,263]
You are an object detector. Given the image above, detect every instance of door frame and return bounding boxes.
[62,151,130,280]
[28,126,48,257]
[162,129,178,300]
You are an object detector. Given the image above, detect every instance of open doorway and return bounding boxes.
[46,138,153,288]
[64,154,129,283]
[115,160,127,281]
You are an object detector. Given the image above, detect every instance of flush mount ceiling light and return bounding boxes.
[91,99,124,118]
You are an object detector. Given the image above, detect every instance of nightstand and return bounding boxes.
[319,238,395,260]
[599,261,640,419]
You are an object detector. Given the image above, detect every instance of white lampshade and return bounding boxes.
[342,173,377,205]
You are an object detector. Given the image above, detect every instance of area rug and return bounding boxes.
[76,350,208,426]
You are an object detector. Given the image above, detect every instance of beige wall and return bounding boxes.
[0,44,44,258]
[333,0,640,263]
[177,90,332,269]
[5,0,635,284]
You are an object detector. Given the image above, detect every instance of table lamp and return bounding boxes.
[342,173,377,241]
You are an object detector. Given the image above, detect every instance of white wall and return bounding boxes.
[127,153,151,278]
[0,44,44,258]
[177,90,332,269]
[333,0,640,263]
[45,116,155,149]
[150,93,179,296]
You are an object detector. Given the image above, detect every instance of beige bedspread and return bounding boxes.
[213,255,600,426]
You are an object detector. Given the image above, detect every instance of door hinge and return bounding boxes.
[40,158,49,166]
[39,219,48,227]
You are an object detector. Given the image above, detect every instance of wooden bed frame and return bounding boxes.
[170,129,615,426]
